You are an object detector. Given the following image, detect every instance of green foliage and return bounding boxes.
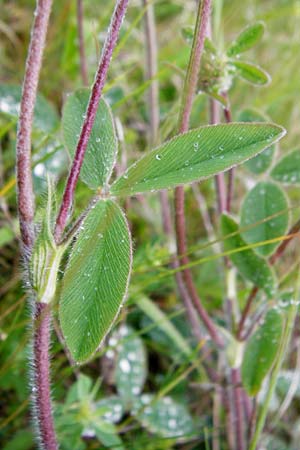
[227,22,265,57]
[132,394,195,439]
[271,148,300,184]
[135,296,192,357]
[59,200,132,362]
[114,325,148,406]
[55,374,124,449]
[221,214,276,297]
[0,84,59,132]
[111,123,285,196]
[239,109,275,174]
[229,61,271,86]
[62,88,118,189]
[240,181,289,257]
[241,308,283,396]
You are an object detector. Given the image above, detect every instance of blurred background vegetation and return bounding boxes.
[1,0,300,449]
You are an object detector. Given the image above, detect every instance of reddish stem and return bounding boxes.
[16,0,53,251]
[174,0,223,346]
[32,303,58,450]
[231,368,245,450]
[54,0,129,242]
[76,0,89,86]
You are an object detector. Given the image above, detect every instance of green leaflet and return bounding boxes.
[114,325,148,406]
[229,61,271,85]
[221,214,276,297]
[95,396,125,424]
[271,148,300,184]
[59,199,132,363]
[227,22,265,57]
[240,181,289,257]
[0,84,59,132]
[62,88,118,189]
[241,308,283,396]
[110,123,285,197]
[132,394,195,439]
[238,109,275,174]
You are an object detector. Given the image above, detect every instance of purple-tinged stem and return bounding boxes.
[54,0,129,243]
[16,1,57,448]
[210,99,227,213]
[231,368,245,450]
[16,0,53,251]
[174,0,223,346]
[76,0,89,86]
[32,303,58,450]
[143,0,203,343]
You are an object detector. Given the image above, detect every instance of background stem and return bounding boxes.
[76,0,89,86]
[54,0,129,243]
[173,0,223,346]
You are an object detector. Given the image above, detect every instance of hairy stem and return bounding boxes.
[32,303,58,450]
[76,0,89,86]
[174,0,223,346]
[16,0,53,251]
[54,0,129,243]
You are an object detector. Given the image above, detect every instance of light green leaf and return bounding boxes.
[59,199,132,363]
[114,325,147,406]
[221,214,276,297]
[132,394,195,439]
[240,181,289,257]
[110,123,285,197]
[135,296,191,356]
[229,61,271,85]
[238,109,275,174]
[271,148,300,185]
[227,22,265,57]
[94,421,124,449]
[0,84,59,132]
[241,308,283,396]
[65,374,93,404]
[62,88,118,189]
[95,396,125,424]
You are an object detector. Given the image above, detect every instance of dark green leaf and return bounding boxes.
[240,181,289,257]
[0,84,59,132]
[238,109,275,174]
[62,88,117,189]
[110,123,285,197]
[227,22,265,57]
[241,308,283,396]
[221,214,276,297]
[60,200,132,363]
[229,61,271,85]
[271,148,300,184]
